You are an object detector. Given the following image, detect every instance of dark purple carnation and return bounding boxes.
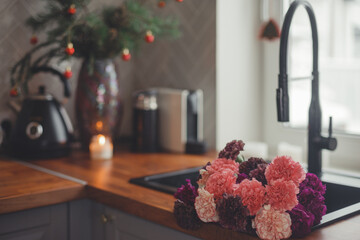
[216,194,252,233]
[218,140,245,160]
[239,157,267,175]
[173,199,202,230]
[298,173,327,225]
[288,204,315,237]
[248,163,268,185]
[174,179,198,206]
[300,173,326,195]
[298,188,327,225]
[236,173,249,184]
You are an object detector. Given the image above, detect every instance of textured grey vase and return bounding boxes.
[75,59,122,150]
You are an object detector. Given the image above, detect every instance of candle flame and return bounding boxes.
[98,135,106,145]
[96,121,103,131]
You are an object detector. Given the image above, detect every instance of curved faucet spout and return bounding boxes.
[276,0,337,176]
[277,0,319,122]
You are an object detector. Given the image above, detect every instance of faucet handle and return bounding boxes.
[328,116,333,137]
[321,116,337,151]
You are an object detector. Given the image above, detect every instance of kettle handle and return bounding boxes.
[31,66,71,98]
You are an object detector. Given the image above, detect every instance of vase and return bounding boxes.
[75,59,122,150]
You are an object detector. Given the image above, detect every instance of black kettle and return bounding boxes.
[8,66,74,159]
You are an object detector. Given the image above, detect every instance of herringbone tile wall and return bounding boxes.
[0,0,216,149]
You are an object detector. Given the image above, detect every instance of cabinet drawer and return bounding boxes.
[0,204,67,240]
[0,207,50,235]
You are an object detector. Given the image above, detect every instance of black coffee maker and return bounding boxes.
[132,89,158,153]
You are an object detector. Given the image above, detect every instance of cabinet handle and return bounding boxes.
[101,214,109,223]
[101,214,114,223]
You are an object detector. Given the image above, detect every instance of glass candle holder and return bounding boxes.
[89,134,113,160]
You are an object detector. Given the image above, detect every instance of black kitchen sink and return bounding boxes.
[130,167,360,228]
[130,166,202,194]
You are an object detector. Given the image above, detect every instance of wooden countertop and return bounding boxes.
[28,151,360,240]
[0,159,86,214]
[1,151,360,239]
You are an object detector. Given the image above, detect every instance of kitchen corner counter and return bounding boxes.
[1,151,360,240]
[0,159,86,214]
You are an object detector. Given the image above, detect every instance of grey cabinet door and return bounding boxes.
[69,199,105,240]
[103,206,200,240]
[0,204,67,240]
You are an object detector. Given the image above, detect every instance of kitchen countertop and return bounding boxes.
[0,159,86,214]
[1,151,360,240]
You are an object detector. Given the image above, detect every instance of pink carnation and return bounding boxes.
[266,179,299,211]
[206,158,240,175]
[194,188,219,222]
[252,205,292,240]
[265,156,305,186]
[205,169,237,199]
[197,169,211,188]
[234,179,266,215]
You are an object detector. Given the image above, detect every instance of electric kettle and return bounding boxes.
[8,66,74,159]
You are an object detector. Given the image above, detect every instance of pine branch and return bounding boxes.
[10,40,60,93]
[10,0,181,95]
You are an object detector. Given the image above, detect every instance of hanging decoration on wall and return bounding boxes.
[158,1,166,8]
[259,0,281,41]
[145,30,155,43]
[67,4,76,15]
[30,35,38,45]
[157,0,184,9]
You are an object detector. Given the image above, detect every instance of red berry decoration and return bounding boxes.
[176,0,183,2]
[30,35,38,45]
[145,31,155,43]
[65,43,75,56]
[122,48,131,61]
[9,88,19,97]
[68,4,76,15]
[63,67,73,79]
[158,1,166,8]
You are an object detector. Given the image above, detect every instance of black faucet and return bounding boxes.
[276,0,337,176]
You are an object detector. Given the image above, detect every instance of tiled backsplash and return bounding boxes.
[0,0,216,149]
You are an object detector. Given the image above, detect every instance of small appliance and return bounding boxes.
[132,89,158,153]
[156,88,205,153]
[7,67,73,159]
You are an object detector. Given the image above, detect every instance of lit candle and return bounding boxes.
[89,134,113,160]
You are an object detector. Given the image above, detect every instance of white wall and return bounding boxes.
[216,0,263,150]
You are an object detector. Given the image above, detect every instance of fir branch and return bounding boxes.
[22,56,32,94]
[33,47,62,67]
[10,40,60,92]
[10,0,181,94]
[11,40,58,75]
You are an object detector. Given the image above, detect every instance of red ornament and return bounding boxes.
[65,43,75,56]
[122,48,131,61]
[68,4,76,15]
[9,88,19,97]
[145,31,155,43]
[30,35,38,45]
[158,1,166,8]
[176,0,183,2]
[63,67,73,79]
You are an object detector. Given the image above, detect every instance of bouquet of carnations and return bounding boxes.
[173,140,326,240]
